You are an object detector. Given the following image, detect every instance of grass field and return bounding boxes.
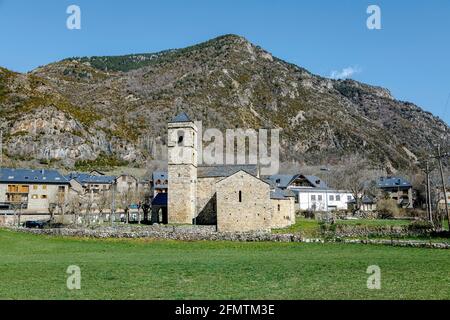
[273,218,413,237]
[0,229,449,300]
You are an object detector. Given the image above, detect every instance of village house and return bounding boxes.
[377,176,414,209]
[116,174,138,194]
[0,168,69,214]
[266,174,353,212]
[165,113,296,232]
[348,195,377,212]
[66,172,116,200]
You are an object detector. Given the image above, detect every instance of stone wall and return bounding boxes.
[196,177,219,225]
[168,164,197,224]
[10,225,302,242]
[270,198,295,229]
[332,224,433,238]
[216,171,271,232]
[8,226,448,249]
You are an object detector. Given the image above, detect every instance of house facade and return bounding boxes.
[0,168,69,214]
[66,173,116,201]
[266,174,353,212]
[377,177,413,209]
[116,174,138,194]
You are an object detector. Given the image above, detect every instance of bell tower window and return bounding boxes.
[177,130,184,145]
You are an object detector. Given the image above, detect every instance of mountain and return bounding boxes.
[0,34,448,172]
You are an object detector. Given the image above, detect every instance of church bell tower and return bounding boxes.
[167,112,198,224]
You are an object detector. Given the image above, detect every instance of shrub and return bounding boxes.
[302,210,315,219]
[408,220,433,231]
[377,199,399,219]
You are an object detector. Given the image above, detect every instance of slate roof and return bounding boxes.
[170,112,191,123]
[270,187,296,200]
[67,173,116,184]
[377,177,412,189]
[266,174,296,188]
[266,174,329,189]
[0,168,69,184]
[152,193,167,206]
[198,165,258,178]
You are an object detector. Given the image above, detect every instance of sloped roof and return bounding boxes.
[266,174,297,188]
[377,177,412,189]
[0,168,69,184]
[198,165,258,178]
[270,187,295,200]
[67,173,116,184]
[216,169,270,186]
[266,174,328,189]
[170,112,191,123]
[152,171,167,181]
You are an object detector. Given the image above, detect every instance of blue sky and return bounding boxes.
[1,0,449,123]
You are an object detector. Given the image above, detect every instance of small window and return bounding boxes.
[277,204,281,212]
[318,195,323,201]
[33,185,38,190]
[42,185,47,190]
[177,131,184,145]
[329,195,334,201]
[239,191,242,203]
[347,195,352,201]
[336,195,341,201]
[311,195,316,201]
[31,195,38,199]
[41,195,47,199]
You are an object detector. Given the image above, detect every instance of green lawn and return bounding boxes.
[0,229,449,300]
[273,218,412,237]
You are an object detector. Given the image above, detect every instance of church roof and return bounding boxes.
[170,112,192,123]
[270,187,296,200]
[198,165,258,178]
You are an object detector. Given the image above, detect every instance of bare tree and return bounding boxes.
[67,192,83,226]
[329,156,378,213]
[97,190,111,224]
[119,188,137,224]
[81,193,96,226]
[48,199,57,223]
[11,202,24,227]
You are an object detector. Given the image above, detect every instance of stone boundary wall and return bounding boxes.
[5,225,448,249]
[332,224,432,238]
[9,226,302,242]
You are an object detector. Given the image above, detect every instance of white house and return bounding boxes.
[266,174,353,212]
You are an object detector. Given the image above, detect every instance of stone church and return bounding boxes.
[167,113,295,232]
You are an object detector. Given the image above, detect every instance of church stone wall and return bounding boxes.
[271,197,296,229]
[216,172,271,232]
[196,177,220,224]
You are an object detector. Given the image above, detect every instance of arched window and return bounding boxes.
[177,130,184,145]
